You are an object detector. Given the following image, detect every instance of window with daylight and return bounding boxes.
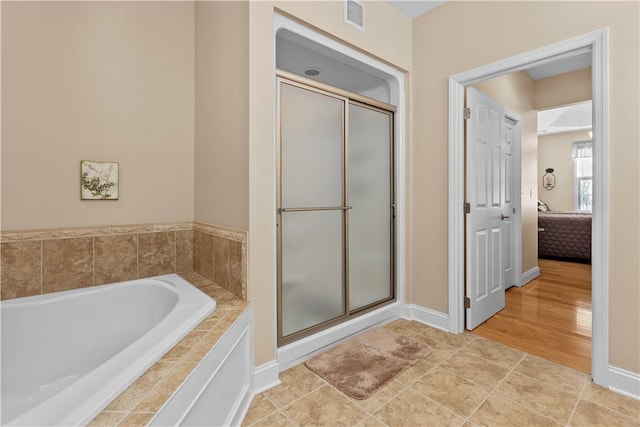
[572,140,592,212]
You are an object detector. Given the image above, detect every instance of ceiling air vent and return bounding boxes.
[344,0,365,31]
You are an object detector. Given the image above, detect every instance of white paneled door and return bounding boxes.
[465,87,508,330]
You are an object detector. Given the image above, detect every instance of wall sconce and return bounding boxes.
[543,168,556,190]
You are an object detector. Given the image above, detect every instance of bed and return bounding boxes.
[538,210,592,263]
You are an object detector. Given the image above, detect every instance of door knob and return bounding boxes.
[501,214,510,220]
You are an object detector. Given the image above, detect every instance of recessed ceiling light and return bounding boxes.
[304,67,321,77]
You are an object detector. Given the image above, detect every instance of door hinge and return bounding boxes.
[464,202,471,214]
[464,107,471,120]
[464,297,471,309]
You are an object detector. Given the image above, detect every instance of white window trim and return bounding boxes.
[574,157,593,212]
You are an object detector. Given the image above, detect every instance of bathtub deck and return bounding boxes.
[87,272,249,426]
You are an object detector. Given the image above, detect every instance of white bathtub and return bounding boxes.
[1,274,215,426]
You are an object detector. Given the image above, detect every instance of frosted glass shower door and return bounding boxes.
[279,82,346,338]
[348,103,393,311]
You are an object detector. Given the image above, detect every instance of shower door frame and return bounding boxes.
[276,71,397,347]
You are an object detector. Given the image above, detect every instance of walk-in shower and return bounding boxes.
[276,31,397,344]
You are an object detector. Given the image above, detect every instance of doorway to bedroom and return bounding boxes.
[462,58,594,373]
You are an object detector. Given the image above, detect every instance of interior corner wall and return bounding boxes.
[538,130,592,212]
[473,71,538,274]
[535,68,592,110]
[413,1,639,375]
[1,2,195,230]
[249,1,412,367]
[194,1,249,231]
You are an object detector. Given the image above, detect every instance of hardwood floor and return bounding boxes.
[473,259,592,373]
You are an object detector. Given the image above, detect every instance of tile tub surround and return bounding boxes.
[243,319,640,427]
[88,272,250,426]
[193,221,247,300]
[0,221,247,301]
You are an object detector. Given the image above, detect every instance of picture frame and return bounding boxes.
[80,160,119,200]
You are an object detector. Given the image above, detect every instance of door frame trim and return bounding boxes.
[504,108,522,290]
[447,28,610,385]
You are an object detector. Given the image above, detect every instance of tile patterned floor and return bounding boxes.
[243,320,640,427]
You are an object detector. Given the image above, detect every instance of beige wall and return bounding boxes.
[195,1,249,231]
[249,1,412,366]
[474,72,538,274]
[536,68,592,110]
[413,1,639,374]
[538,130,592,212]
[536,68,592,212]
[1,2,195,231]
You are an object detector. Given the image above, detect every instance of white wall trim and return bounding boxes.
[253,361,281,395]
[608,366,640,401]
[589,27,611,388]
[447,28,610,387]
[504,109,523,291]
[447,77,466,335]
[276,303,402,372]
[407,305,449,332]
[519,266,540,286]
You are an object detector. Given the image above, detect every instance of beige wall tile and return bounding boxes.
[214,236,230,286]
[94,235,137,285]
[138,232,175,277]
[175,230,193,273]
[229,239,243,298]
[43,237,93,293]
[193,230,202,273]
[199,232,215,281]
[1,240,42,299]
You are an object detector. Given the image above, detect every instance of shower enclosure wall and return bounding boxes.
[277,72,396,345]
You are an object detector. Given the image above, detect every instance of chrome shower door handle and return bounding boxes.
[280,206,353,213]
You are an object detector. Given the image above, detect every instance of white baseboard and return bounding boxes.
[253,360,281,395]
[608,366,640,400]
[276,302,402,372]
[519,266,540,286]
[406,305,449,332]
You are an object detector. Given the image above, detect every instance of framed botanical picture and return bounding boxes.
[80,161,119,200]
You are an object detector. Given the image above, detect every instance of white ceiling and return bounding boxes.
[538,101,592,136]
[387,0,446,18]
[526,51,592,80]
